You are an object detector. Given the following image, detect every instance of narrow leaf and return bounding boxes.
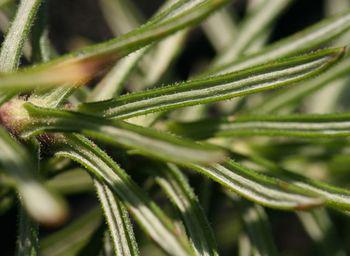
[168,112,350,139]
[236,151,350,212]
[79,48,344,119]
[188,160,323,210]
[273,168,350,212]
[53,134,194,256]
[95,180,139,256]
[256,56,350,113]
[0,0,42,71]
[21,102,225,165]
[155,164,219,256]
[0,0,43,104]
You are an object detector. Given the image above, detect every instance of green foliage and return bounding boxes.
[1,0,350,255]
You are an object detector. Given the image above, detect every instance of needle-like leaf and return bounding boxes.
[255,56,350,113]
[0,0,42,71]
[20,102,225,165]
[0,0,43,104]
[168,112,350,139]
[234,151,350,212]
[53,134,194,256]
[188,160,323,210]
[95,180,139,256]
[79,48,344,119]
[155,164,219,256]
[273,168,350,212]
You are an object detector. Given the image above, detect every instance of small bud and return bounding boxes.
[0,99,30,136]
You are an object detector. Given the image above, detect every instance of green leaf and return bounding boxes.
[0,127,68,225]
[25,4,74,109]
[0,0,43,105]
[208,10,350,75]
[234,151,350,212]
[255,55,350,114]
[78,48,344,119]
[168,112,350,139]
[53,134,194,256]
[0,0,42,71]
[273,168,350,212]
[214,0,293,65]
[95,180,139,256]
[188,160,323,210]
[0,0,229,91]
[21,102,225,165]
[155,163,219,256]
